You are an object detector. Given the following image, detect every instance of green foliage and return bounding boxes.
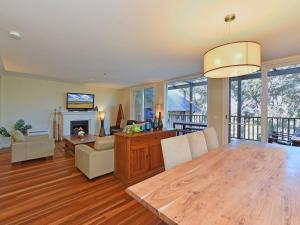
[230,72,300,118]
[14,119,32,135]
[125,123,142,134]
[0,127,11,137]
[267,73,300,117]
[231,78,262,117]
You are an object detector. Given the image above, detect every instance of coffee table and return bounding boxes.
[63,134,96,152]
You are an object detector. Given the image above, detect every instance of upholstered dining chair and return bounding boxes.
[203,127,219,150]
[187,131,208,159]
[161,135,192,170]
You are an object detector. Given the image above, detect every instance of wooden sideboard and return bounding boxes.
[114,129,176,186]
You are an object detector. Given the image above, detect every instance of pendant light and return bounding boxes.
[204,14,261,78]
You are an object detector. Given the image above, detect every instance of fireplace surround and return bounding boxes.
[70,120,89,136]
[61,111,97,136]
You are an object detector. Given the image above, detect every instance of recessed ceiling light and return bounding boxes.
[9,31,22,40]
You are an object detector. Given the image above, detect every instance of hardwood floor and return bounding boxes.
[0,143,164,225]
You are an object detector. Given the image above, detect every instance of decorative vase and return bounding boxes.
[145,119,152,131]
[158,112,163,129]
[153,116,158,130]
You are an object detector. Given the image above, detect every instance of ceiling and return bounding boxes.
[0,0,300,88]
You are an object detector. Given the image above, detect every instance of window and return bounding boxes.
[166,77,208,128]
[132,87,155,121]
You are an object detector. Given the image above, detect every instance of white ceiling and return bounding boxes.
[0,0,300,88]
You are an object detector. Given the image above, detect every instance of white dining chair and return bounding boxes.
[203,127,219,150]
[187,131,208,159]
[161,135,192,170]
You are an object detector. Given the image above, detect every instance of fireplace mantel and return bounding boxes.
[62,111,98,136]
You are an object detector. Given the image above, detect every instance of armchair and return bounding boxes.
[75,136,114,179]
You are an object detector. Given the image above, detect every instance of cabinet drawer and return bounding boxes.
[162,131,176,139]
[131,136,154,146]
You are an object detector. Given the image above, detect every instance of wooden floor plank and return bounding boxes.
[0,143,164,225]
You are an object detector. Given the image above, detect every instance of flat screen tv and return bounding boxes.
[66,93,94,111]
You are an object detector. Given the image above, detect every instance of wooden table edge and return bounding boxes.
[126,188,163,220]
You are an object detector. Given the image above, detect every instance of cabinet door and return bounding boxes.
[149,143,164,170]
[129,144,150,178]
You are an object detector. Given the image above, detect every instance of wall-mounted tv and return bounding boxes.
[66,93,94,111]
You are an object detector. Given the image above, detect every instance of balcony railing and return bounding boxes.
[168,113,207,128]
[229,116,261,141]
[230,116,300,141]
[168,113,300,143]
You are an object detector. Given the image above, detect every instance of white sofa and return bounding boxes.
[75,136,114,179]
[11,135,55,163]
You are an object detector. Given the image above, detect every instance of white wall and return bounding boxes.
[0,75,2,125]
[0,76,123,133]
[118,88,131,122]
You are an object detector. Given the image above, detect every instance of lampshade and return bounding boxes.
[99,111,105,120]
[204,41,261,78]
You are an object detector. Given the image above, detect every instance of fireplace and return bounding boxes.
[70,120,89,136]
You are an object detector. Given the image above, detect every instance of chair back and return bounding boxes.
[203,127,219,150]
[161,135,192,170]
[187,131,208,159]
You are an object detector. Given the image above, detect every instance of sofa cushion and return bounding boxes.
[12,130,25,142]
[94,136,114,151]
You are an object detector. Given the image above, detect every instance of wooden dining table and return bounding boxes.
[127,143,300,225]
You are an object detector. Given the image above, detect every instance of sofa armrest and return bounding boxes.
[75,144,93,172]
[75,144,114,179]
[89,148,114,178]
[25,135,53,142]
[11,142,27,163]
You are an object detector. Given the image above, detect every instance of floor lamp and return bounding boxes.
[99,111,106,137]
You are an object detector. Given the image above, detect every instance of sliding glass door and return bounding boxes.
[229,59,300,145]
[229,73,262,141]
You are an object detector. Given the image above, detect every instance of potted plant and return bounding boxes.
[0,127,11,148]
[14,119,32,135]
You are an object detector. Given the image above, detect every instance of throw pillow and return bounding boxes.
[12,130,26,142]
